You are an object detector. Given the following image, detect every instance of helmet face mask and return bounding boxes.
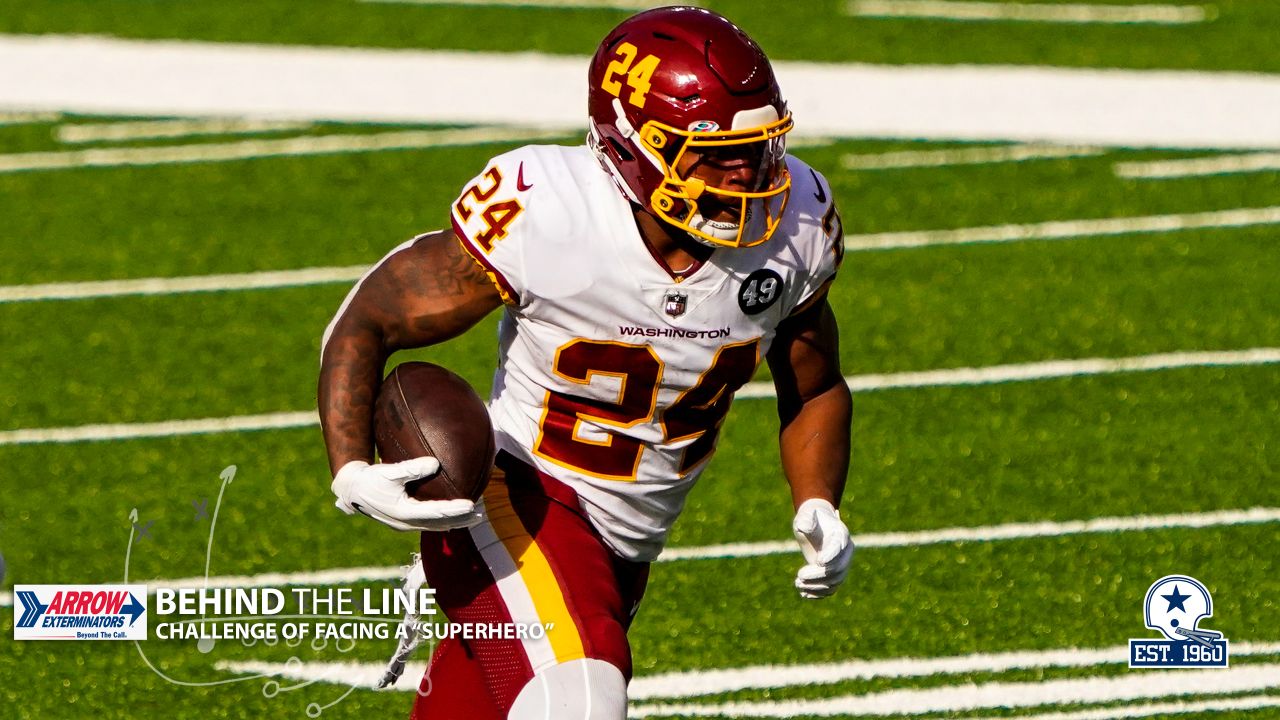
[587,6,794,249]
[643,114,793,248]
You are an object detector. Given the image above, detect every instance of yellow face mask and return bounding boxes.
[639,114,794,248]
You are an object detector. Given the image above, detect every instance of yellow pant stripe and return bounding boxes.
[483,479,586,665]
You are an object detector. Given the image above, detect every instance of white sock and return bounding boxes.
[507,658,627,720]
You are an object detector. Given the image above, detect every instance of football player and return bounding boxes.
[318,6,853,718]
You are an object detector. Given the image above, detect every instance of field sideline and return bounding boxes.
[4,34,1280,147]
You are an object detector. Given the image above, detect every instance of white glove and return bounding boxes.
[331,458,482,532]
[792,498,854,599]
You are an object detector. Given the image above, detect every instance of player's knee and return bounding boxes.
[507,658,626,720]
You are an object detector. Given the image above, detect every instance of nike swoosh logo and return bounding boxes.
[810,169,826,203]
[517,162,533,191]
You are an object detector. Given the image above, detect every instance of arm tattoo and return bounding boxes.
[405,235,495,299]
[318,321,384,472]
[318,230,500,472]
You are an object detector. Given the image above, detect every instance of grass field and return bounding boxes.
[2,1,1279,718]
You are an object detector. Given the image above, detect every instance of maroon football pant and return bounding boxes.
[410,453,650,719]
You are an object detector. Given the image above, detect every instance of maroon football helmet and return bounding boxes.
[587,6,793,248]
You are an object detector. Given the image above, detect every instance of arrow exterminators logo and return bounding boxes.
[13,584,148,640]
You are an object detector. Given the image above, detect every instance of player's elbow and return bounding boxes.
[777,373,851,431]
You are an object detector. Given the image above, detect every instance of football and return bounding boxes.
[372,361,495,502]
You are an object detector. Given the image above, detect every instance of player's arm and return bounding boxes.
[317,229,503,530]
[766,290,854,598]
[768,290,851,508]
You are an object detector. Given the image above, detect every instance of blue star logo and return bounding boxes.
[1162,584,1191,612]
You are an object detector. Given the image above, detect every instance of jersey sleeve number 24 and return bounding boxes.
[454,166,524,252]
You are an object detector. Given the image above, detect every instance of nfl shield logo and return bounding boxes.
[664,291,687,318]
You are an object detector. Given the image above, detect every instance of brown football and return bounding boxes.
[373,361,495,502]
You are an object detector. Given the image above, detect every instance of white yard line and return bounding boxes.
[967,696,1280,720]
[629,642,1280,700]
[56,118,313,144]
[0,411,317,446]
[0,266,369,303]
[8,201,1280,304]
[1115,152,1280,179]
[215,659,423,690]
[660,507,1280,561]
[0,126,573,174]
[841,206,1280,251]
[210,643,1280,698]
[0,110,60,125]
[739,347,1280,398]
[3,35,1279,149]
[847,0,1213,25]
[3,348,1277,445]
[359,0,688,8]
[842,143,1104,170]
[4,506,1276,607]
[782,136,837,149]
[629,663,1280,716]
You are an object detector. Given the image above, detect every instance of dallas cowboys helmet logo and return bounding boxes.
[1129,574,1229,668]
[1143,575,1223,646]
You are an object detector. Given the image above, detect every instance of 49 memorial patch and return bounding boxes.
[14,584,148,640]
[738,269,783,316]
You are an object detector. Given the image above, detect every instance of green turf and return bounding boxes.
[0,115,440,155]
[638,525,1280,671]
[4,227,1276,431]
[3,521,1275,717]
[4,137,1279,431]
[0,137,577,285]
[5,133,1278,717]
[2,366,1274,585]
[5,5,1280,717]
[674,366,1280,546]
[5,222,1278,431]
[5,136,1279,285]
[0,286,509,429]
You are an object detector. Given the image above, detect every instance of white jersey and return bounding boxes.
[450,145,842,561]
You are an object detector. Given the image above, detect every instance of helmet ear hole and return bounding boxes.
[606,137,635,162]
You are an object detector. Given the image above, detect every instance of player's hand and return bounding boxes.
[791,498,854,599]
[331,459,483,532]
